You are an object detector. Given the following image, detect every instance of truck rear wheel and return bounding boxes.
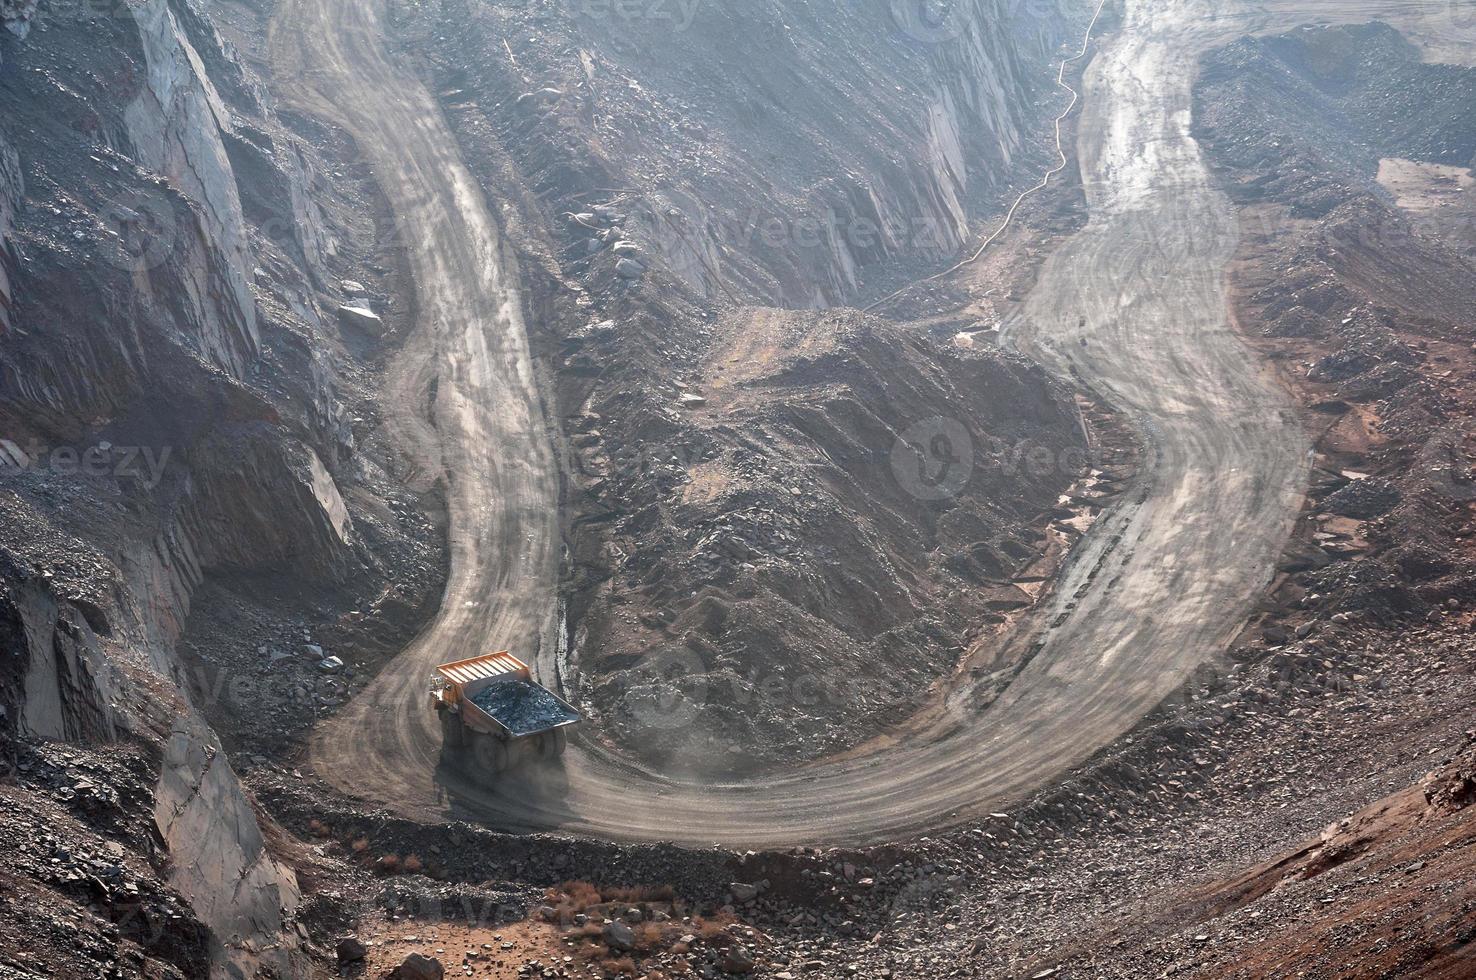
[471,734,509,775]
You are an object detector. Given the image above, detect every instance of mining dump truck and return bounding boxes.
[431,652,579,775]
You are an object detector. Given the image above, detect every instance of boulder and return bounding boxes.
[1262,625,1291,645]
[392,953,444,980]
[1,0,37,40]
[317,656,345,674]
[720,945,756,974]
[337,302,385,336]
[730,881,761,902]
[602,920,635,952]
[336,936,367,963]
[615,257,646,279]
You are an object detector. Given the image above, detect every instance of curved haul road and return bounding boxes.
[269,0,564,813]
[269,0,1448,847]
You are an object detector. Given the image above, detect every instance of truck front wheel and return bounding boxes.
[439,707,466,751]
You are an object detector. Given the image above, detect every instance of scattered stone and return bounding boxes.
[1323,478,1401,520]
[516,87,563,106]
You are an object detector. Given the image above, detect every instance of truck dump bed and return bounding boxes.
[468,678,580,737]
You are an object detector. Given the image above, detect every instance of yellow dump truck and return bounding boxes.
[431,652,579,775]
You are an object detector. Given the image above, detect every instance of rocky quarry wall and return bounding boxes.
[407,0,1080,308]
[1196,22,1476,628]
[0,0,421,974]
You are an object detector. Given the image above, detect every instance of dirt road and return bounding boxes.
[268,0,1459,847]
[268,0,564,814]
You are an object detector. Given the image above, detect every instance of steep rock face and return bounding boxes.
[404,0,1081,308]
[0,493,306,977]
[0,128,17,336]
[12,582,120,746]
[124,0,259,378]
[0,0,361,586]
[0,0,34,44]
[152,716,303,977]
[0,3,423,975]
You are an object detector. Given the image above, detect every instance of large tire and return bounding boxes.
[534,728,568,760]
[471,734,509,775]
[439,708,466,751]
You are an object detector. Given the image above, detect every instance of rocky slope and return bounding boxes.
[1195,22,1476,637]
[0,0,442,974]
[568,307,1091,772]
